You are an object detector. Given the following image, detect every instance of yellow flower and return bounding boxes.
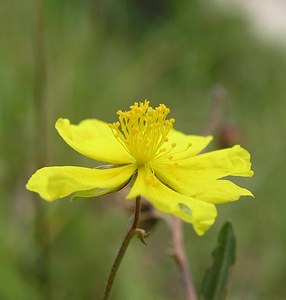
[26,101,254,235]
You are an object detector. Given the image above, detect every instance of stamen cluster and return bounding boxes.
[110,100,175,165]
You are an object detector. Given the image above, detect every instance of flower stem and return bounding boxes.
[171,218,197,300]
[102,196,142,300]
[169,86,227,300]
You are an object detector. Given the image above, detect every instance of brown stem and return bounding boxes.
[102,196,142,300]
[170,85,227,300]
[171,218,197,300]
[201,85,226,136]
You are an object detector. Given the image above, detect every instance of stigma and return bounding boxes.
[110,100,175,165]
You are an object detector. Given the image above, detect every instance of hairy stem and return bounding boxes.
[170,85,226,300]
[171,218,198,300]
[102,196,142,300]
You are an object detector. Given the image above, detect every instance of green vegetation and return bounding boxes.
[1,0,286,299]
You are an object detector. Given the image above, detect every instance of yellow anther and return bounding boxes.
[109,100,174,165]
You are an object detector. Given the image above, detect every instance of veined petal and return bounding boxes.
[166,128,213,158]
[151,145,253,199]
[191,180,254,204]
[127,167,217,235]
[153,158,253,204]
[56,118,135,164]
[151,161,204,195]
[26,164,136,201]
[181,145,254,178]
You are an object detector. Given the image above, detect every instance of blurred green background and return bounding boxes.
[1,0,286,299]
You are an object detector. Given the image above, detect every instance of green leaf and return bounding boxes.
[201,221,236,300]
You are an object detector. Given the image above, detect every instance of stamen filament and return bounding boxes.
[109,100,175,166]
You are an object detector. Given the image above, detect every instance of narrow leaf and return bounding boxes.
[201,221,236,300]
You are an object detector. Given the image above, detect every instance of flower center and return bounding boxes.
[110,100,175,165]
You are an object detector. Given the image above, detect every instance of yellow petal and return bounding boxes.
[56,118,135,164]
[151,145,254,200]
[182,145,254,178]
[166,128,213,158]
[26,164,136,201]
[127,167,217,235]
[191,180,254,204]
